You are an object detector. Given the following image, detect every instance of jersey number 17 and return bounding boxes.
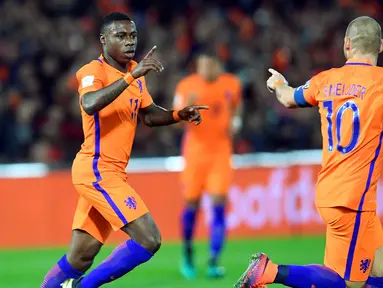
[323,100,360,154]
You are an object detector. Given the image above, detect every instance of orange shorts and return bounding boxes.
[318,207,383,282]
[182,152,232,200]
[72,177,148,243]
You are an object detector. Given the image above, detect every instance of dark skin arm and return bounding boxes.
[81,79,129,116]
[139,103,209,127]
[81,46,163,116]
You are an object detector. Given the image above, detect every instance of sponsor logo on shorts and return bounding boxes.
[360,259,371,273]
[124,197,137,210]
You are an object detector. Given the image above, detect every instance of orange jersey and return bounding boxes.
[295,58,383,211]
[72,55,153,184]
[174,73,241,155]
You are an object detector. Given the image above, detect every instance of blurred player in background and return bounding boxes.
[41,12,208,288]
[235,16,383,288]
[174,53,242,279]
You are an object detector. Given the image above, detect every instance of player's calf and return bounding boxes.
[208,194,227,278]
[41,230,102,288]
[180,200,199,279]
[74,213,161,288]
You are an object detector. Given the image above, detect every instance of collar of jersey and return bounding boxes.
[345,58,373,66]
[98,55,137,75]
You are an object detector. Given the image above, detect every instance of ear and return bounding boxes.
[100,34,106,45]
[344,36,351,52]
[379,39,383,53]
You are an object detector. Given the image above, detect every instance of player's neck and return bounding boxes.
[201,75,219,83]
[348,52,378,65]
[103,53,129,73]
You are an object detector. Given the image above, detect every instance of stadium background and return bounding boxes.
[1,0,383,287]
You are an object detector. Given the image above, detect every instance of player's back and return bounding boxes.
[314,60,383,211]
[174,73,241,154]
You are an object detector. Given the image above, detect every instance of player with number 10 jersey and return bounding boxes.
[235,16,383,288]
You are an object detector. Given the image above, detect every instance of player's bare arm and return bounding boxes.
[81,46,163,115]
[266,68,298,109]
[139,104,209,127]
[231,98,243,136]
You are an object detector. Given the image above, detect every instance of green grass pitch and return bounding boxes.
[0,236,325,287]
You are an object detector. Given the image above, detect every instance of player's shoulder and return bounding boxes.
[76,58,105,79]
[176,73,199,88]
[371,65,383,80]
[314,68,336,78]
[308,68,338,85]
[220,72,240,83]
[183,73,200,82]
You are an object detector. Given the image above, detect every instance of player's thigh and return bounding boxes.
[206,152,232,200]
[319,207,378,283]
[182,156,209,201]
[371,246,383,277]
[74,179,148,232]
[121,212,161,254]
[370,213,383,277]
[345,280,365,288]
[72,194,113,244]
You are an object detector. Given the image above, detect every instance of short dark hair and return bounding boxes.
[346,16,382,54]
[100,12,133,34]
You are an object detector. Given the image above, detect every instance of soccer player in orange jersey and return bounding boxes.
[174,53,242,279]
[41,12,208,288]
[235,16,383,288]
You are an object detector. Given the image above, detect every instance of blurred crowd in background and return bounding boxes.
[0,0,382,164]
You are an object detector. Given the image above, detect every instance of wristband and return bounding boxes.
[172,110,181,122]
[123,73,135,85]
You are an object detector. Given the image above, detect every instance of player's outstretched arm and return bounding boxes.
[266,68,298,109]
[81,46,163,116]
[139,104,209,127]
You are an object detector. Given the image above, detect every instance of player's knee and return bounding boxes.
[211,194,226,206]
[67,232,103,272]
[185,199,200,210]
[141,231,162,254]
[67,249,97,272]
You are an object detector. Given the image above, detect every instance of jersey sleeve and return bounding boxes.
[173,80,187,110]
[139,77,154,109]
[76,62,106,98]
[231,76,242,108]
[293,75,320,107]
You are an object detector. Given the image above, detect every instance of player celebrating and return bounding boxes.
[174,53,242,279]
[41,12,208,288]
[235,16,383,288]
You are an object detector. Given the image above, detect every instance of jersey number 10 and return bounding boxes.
[323,100,360,154]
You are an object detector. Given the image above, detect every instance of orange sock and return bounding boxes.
[262,261,278,284]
